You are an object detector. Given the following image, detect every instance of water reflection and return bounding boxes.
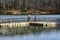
[0,25,59,35]
[0,28,60,40]
[0,25,60,40]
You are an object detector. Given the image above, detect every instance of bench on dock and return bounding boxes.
[29,23,43,26]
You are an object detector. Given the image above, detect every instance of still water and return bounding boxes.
[0,30,60,40]
[0,15,60,19]
[0,15,60,40]
[0,15,60,22]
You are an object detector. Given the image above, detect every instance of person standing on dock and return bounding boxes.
[34,16,36,22]
[27,14,31,22]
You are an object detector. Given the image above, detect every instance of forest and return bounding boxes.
[0,0,60,15]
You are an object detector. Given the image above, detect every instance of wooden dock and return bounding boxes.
[0,22,57,28]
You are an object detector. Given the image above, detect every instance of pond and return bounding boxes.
[0,15,60,40]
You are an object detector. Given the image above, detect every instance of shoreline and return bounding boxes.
[0,10,60,15]
[0,13,60,15]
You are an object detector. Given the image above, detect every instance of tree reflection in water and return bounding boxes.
[0,25,59,35]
